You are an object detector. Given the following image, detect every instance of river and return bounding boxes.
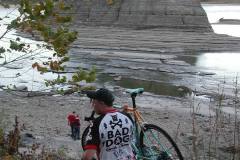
[199,3,240,77]
[0,3,240,97]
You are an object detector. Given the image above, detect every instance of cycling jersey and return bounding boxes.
[84,109,135,160]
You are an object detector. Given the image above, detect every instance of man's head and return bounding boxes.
[86,88,114,106]
[87,88,114,114]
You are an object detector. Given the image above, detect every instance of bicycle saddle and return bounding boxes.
[126,88,144,96]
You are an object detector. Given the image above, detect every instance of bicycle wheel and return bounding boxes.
[81,126,90,150]
[140,124,183,160]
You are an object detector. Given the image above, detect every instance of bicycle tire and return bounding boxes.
[140,124,184,160]
[81,126,90,150]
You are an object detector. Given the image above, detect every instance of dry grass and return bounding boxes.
[0,116,72,160]
[185,77,240,160]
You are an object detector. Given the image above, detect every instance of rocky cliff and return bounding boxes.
[72,0,212,32]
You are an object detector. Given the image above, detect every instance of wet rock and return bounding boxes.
[20,133,36,147]
[198,72,216,76]
[217,18,240,25]
[25,133,35,138]
[164,116,169,119]
[127,66,145,70]
[163,60,191,66]
[114,76,122,81]
[185,133,197,141]
[0,85,5,89]
[203,127,210,132]
[194,113,205,117]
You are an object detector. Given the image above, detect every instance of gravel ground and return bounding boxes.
[0,89,239,160]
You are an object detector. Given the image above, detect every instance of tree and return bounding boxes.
[0,0,96,93]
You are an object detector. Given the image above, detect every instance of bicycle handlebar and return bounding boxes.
[84,111,95,121]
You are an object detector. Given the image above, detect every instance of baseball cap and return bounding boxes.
[86,88,114,106]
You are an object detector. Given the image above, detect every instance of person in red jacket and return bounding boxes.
[67,111,76,138]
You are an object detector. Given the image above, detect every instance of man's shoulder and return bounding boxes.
[95,111,133,123]
[102,111,133,123]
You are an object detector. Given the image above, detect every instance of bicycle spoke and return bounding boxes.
[140,124,183,160]
[144,130,178,159]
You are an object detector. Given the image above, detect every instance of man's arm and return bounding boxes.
[82,115,103,160]
[81,149,98,160]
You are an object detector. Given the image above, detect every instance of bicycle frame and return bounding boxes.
[126,90,179,160]
[124,92,148,159]
[123,107,145,126]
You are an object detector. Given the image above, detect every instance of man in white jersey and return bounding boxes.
[82,88,135,160]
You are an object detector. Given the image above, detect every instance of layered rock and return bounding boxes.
[73,0,212,32]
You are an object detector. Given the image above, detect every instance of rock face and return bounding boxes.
[73,0,212,32]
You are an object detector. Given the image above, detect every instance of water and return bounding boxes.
[98,74,192,97]
[202,3,240,37]
[196,52,240,73]
[1,4,240,96]
[202,4,240,23]
[191,4,240,83]
[196,4,240,78]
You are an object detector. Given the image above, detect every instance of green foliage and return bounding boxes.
[45,0,54,16]
[72,67,96,83]
[9,40,26,52]
[0,47,5,54]
[7,18,20,30]
[19,0,33,16]
[17,0,79,79]
[45,75,67,87]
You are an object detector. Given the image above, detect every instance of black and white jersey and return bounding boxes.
[84,109,135,160]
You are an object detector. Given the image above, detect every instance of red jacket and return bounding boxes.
[67,113,76,125]
[74,117,80,127]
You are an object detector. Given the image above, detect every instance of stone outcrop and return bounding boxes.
[72,0,212,32]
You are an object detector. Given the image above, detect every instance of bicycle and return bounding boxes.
[81,88,184,160]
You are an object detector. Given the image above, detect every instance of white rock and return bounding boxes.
[14,85,28,91]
